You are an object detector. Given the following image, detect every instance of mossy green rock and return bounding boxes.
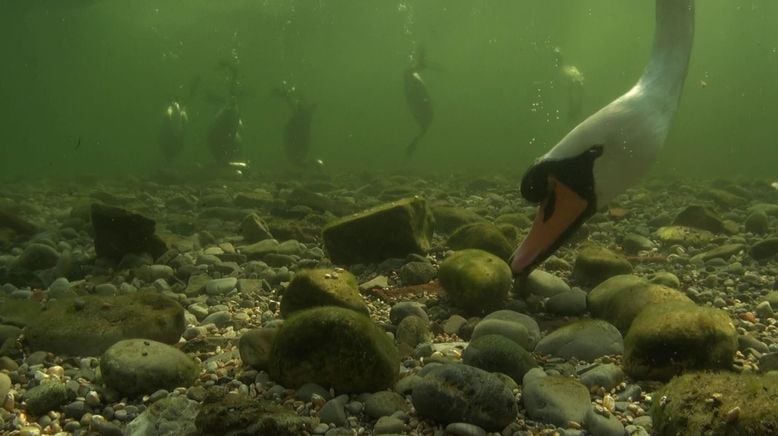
[587,275,647,319]
[438,249,512,316]
[322,196,433,265]
[651,372,778,435]
[447,222,514,260]
[24,379,72,416]
[572,245,633,286]
[463,334,536,384]
[654,226,714,246]
[269,307,399,393]
[196,392,313,436]
[280,268,368,317]
[534,319,624,361]
[589,278,693,333]
[0,297,43,328]
[672,204,728,234]
[624,303,737,381]
[24,292,185,356]
[100,339,200,397]
[431,206,486,234]
[750,237,778,261]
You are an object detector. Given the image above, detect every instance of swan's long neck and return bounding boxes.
[634,0,695,113]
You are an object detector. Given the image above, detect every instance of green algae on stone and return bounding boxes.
[438,249,512,316]
[651,372,778,436]
[624,302,737,381]
[24,292,185,356]
[462,334,537,384]
[269,306,399,393]
[590,280,693,333]
[572,244,633,287]
[280,268,368,317]
[322,196,434,265]
[672,204,729,234]
[196,390,313,436]
[447,222,514,261]
[750,237,778,261]
[654,225,714,246]
[100,339,200,397]
[431,205,486,234]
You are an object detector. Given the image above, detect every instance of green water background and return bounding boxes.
[1,0,776,181]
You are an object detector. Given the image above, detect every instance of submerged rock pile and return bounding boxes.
[0,172,776,435]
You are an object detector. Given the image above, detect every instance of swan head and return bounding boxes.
[510,91,667,275]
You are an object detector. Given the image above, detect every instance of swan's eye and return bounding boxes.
[520,162,550,203]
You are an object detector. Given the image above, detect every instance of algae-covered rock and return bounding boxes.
[572,244,633,286]
[534,319,623,361]
[431,206,486,234]
[268,307,399,393]
[744,210,769,235]
[447,222,514,261]
[672,204,728,234]
[624,303,737,381]
[750,237,778,261]
[589,279,693,333]
[412,363,518,431]
[521,370,591,428]
[196,391,313,436]
[100,339,200,397]
[24,292,185,356]
[0,297,43,328]
[91,203,167,262]
[654,225,714,246]
[690,243,745,263]
[586,274,647,319]
[238,328,278,370]
[395,315,432,353]
[462,334,536,384]
[322,196,434,265]
[651,372,778,435]
[438,249,512,316]
[24,379,73,416]
[280,268,368,317]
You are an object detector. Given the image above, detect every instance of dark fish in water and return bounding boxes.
[276,82,321,168]
[404,45,433,157]
[158,101,188,162]
[207,97,242,164]
[207,61,243,164]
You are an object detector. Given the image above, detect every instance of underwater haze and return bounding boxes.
[1,0,777,179]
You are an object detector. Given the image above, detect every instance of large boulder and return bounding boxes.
[91,203,167,262]
[100,339,200,397]
[280,268,368,317]
[587,277,693,333]
[268,307,399,393]
[624,302,737,380]
[438,249,513,316]
[322,197,434,265]
[24,292,185,356]
[651,372,778,435]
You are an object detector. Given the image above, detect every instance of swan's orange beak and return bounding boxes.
[510,177,590,275]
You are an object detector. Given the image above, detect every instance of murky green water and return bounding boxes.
[1,0,776,180]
